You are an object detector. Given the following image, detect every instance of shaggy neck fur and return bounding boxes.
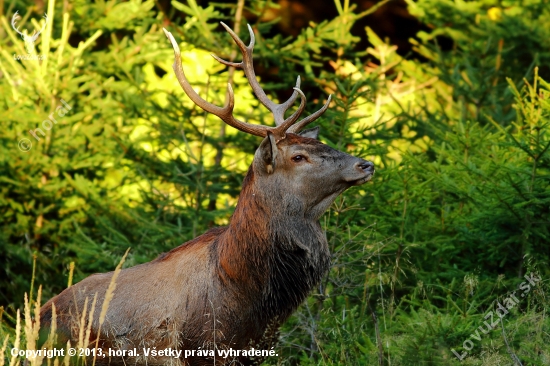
[217,167,331,325]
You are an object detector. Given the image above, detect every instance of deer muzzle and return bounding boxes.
[348,159,375,186]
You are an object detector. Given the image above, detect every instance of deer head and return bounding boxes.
[11,11,48,52]
[163,23,374,220]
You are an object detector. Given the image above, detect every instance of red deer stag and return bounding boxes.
[40,23,374,365]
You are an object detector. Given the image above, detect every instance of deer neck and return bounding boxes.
[225,168,329,252]
[217,169,331,315]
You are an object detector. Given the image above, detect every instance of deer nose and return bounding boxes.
[356,160,374,174]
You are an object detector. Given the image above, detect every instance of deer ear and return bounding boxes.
[258,131,278,174]
[298,126,320,140]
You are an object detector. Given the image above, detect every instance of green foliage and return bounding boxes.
[1,0,549,365]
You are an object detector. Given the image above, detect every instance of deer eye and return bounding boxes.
[291,155,306,163]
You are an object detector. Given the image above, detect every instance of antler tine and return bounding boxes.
[275,76,302,126]
[163,28,269,138]
[269,87,307,137]
[11,11,24,37]
[216,22,254,64]
[214,22,303,127]
[287,95,332,134]
[277,87,307,131]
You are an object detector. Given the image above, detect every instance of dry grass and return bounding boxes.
[1,250,129,366]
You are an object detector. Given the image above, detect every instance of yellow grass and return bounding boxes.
[1,249,130,366]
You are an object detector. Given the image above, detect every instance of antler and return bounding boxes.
[11,11,48,42]
[163,23,331,141]
[212,23,304,128]
[30,13,49,43]
[11,11,25,38]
